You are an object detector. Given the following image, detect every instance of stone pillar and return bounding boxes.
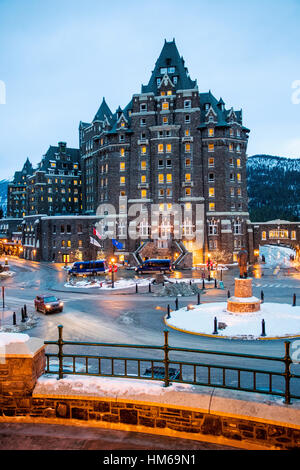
[0,334,45,397]
[227,278,261,313]
[234,278,253,298]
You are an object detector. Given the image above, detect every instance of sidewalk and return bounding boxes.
[0,422,240,450]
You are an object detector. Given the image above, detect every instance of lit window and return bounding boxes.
[208,128,214,137]
[141,189,147,199]
[160,91,165,96]
[141,161,147,170]
[120,122,125,127]
[208,157,214,167]
[67,240,71,248]
[185,173,191,182]
[120,176,126,185]
[163,117,168,125]
[237,188,241,197]
[185,202,191,210]
[209,187,215,197]
[159,189,164,197]
[167,203,172,211]
[166,144,172,153]
[291,230,296,240]
[120,148,125,157]
[162,102,169,110]
[237,173,241,182]
[159,203,165,211]
[158,174,164,184]
[166,188,172,197]
[208,143,214,152]
[141,146,147,155]
[229,143,234,152]
[167,90,172,95]
[166,174,172,183]
[185,187,191,196]
[262,231,266,240]
[209,202,215,211]
[185,143,191,153]
[141,175,146,183]
[120,162,125,171]
[158,144,164,153]
[185,129,190,136]
[185,158,191,167]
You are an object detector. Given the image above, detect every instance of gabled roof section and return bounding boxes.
[93,97,113,123]
[141,39,197,94]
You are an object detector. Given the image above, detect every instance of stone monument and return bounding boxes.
[227,248,261,313]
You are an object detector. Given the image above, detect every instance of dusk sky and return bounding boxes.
[0,0,299,180]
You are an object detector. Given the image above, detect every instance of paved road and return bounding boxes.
[1,257,300,398]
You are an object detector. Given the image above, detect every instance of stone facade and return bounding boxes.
[79,39,251,266]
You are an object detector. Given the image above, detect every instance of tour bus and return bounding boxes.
[135,259,174,274]
[68,260,109,277]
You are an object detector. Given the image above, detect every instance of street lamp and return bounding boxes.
[207,253,211,281]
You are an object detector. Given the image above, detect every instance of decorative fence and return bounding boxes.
[44,325,300,404]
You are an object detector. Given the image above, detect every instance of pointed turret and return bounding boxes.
[93,97,113,123]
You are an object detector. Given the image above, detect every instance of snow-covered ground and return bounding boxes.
[64,276,218,290]
[65,277,155,290]
[0,271,14,278]
[165,301,300,340]
[259,245,296,268]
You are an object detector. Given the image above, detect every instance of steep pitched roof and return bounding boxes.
[141,39,197,94]
[93,97,113,123]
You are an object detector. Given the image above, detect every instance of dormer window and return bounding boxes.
[160,67,167,74]
[173,76,178,84]
[157,78,161,86]
[168,67,175,73]
[205,103,210,111]
[167,90,172,95]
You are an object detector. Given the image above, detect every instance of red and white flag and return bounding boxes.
[93,227,102,240]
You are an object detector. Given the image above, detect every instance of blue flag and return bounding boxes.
[112,239,123,249]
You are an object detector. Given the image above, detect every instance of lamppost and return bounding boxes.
[207,253,211,281]
[110,257,116,288]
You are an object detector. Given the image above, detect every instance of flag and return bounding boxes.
[90,236,102,248]
[112,239,123,249]
[93,227,102,239]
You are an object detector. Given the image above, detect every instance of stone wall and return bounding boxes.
[0,394,300,450]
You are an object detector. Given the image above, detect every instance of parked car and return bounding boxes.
[34,295,64,314]
[135,259,174,274]
[68,260,108,277]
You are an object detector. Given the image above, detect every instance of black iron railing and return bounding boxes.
[44,325,300,404]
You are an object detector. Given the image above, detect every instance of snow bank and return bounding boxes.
[36,374,193,397]
[260,245,296,268]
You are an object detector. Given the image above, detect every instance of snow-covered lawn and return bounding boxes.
[259,245,296,268]
[165,301,300,340]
